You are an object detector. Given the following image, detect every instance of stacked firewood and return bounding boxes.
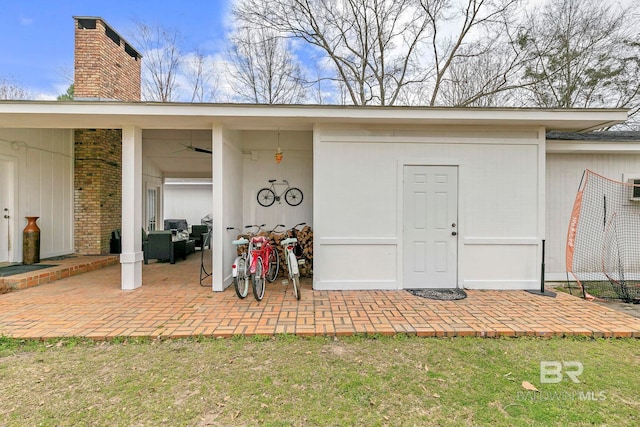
[294,225,313,277]
[234,225,313,277]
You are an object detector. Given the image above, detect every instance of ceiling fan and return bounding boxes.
[174,143,213,154]
[175,143,212,154]
[171,130,212,155]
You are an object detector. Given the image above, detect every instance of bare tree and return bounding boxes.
[517,0,640,118]
[227,26,306,104]
[0,76,31,100]
[132,22,183,102]
[434,48,519,107]
[56,66,75,90]
[182,50,219,102]
[233,0,524,106]
[233,0,432,106]
[417,0,526,106]
[307,63,332,104]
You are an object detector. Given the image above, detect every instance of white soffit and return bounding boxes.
[0,101,628,132]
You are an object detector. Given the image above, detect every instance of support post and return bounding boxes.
[212,124,224,291]
[120,125,143,290]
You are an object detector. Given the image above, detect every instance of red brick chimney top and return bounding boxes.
[73,16,142,101]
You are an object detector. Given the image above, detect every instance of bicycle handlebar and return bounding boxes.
[231,223,305,234]
[245,224,266,232]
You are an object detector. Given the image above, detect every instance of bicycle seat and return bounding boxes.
[281,237,297,246]
[232,238,249,245]
[268,179,276,183]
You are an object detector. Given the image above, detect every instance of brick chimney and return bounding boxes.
[72,17,142,254]
[73,16,141,101]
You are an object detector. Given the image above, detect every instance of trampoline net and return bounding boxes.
[567,170,640,302]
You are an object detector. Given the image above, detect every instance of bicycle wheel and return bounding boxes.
[284,187,303,206]
[257,188,276,207]
[252,256,265,300]
[292,273,300,300]
[267,247,279,283]
[233,256,249,299]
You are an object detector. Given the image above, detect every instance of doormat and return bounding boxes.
[0,264,57,277]
[407,288,467,300]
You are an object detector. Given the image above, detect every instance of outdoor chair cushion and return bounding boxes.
[164,218,188,231]
[144,231,187,264]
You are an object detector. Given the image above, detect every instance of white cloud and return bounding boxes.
[34,92,56,101]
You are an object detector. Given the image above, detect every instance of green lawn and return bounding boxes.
[0,335,638,426]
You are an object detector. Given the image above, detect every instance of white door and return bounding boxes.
[403,165,458,288]
[0,158,14,263]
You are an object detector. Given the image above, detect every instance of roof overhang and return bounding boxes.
[546,131,640,153]
[0,101,628,132]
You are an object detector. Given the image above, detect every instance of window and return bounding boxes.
[631,180,640,200]
[622,174,640,201]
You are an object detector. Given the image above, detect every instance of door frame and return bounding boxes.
[397,159,464,290]
[0,155,17,263]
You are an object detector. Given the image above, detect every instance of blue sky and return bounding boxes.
[0,0,232,99]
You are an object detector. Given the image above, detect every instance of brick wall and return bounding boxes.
[72,17,141,254]
[74,17,141,101]
[74,129,122,254]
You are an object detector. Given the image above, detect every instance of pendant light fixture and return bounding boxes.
[275,129,283,164]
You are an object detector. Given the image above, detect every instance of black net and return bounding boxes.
[567,170,640,302]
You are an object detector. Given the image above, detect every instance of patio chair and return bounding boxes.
[110,230,121,254]
[110,229,146,254]
[163,219,188,232]
[143,231,187,264]
[190,225,209,249]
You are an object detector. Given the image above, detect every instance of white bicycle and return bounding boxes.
[227,226,252,299]
[281,222,306,300]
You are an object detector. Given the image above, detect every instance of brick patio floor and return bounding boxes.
[1,253,639,339]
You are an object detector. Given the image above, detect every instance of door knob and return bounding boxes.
[451,231,457,236]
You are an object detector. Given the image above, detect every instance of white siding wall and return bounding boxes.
[545,153,640,280]
[314,125,544,290]
[163,184,213,227]
[0,128,74,262]
[241,130,313,230]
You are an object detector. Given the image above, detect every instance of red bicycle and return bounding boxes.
[246,224,281,300]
